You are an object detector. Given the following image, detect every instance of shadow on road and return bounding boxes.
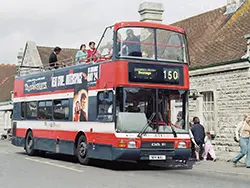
[15,151,194,171]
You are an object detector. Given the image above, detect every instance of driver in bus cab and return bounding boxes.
[79,92,88,121]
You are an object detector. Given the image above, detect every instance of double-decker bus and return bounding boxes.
[12,21,192,167]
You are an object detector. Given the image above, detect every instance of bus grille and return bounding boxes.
[140,141,174,149]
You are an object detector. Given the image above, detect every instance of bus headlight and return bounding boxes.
[127,141,137,148]
[178,141,187,148]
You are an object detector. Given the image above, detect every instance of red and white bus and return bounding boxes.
[12,21,192,166]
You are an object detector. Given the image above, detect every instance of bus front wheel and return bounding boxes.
[25,131,37,156]
[76,135,90,165]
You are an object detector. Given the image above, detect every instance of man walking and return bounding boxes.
[191,117,205,161]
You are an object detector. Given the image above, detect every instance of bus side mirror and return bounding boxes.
[192,93,197,100]
[189,89,198,100]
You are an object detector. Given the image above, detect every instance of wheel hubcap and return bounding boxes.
[27,136,33,149]
[79,141,87,158]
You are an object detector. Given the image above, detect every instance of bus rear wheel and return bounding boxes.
[25,131,37,156]
[76,135,90,165]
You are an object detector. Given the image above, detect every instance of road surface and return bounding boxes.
[0,140,249,188]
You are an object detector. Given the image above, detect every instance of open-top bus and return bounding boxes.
[12,21,192,167]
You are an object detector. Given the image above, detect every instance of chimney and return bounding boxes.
[225,0,245,15]
[138,2,164,23]
[17,48,23,66]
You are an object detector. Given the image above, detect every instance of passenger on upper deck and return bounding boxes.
[49,46,63,69]
[75,44,87,64]
[87,41,100,63]
[121,29,142,57]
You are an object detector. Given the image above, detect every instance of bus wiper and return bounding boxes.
[137,113,156,138]
[170,123,177,138]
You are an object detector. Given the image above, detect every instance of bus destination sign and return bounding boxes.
[128,62,184,85]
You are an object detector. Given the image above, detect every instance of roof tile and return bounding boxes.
[172,0,250,68]
[0,64,16,102]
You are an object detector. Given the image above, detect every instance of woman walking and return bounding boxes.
[232,114,250,168]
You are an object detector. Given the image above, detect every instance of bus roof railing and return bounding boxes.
[17,53,111,77]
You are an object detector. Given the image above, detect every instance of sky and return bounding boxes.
[0,0,226,64]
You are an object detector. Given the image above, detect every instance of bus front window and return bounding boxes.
[116,27,188,63]
[115,87,188,133]
[117,27,155,59]
[156,29,187,62]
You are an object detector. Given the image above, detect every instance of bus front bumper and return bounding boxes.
[11,136,25,147]
[112,147,192,161]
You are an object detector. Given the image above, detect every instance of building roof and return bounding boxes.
[172,0,250,68]
[37,46,78,67]
[0,64,16,102]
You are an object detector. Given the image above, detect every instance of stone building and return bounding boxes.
[139,0,250,160]
[172,0,250,160]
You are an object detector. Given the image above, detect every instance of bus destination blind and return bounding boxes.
[128,62,184,85]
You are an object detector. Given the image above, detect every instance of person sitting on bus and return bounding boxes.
[121,29,142,57]
[126,102,140,113]
[75,44,87,64]
[49,46,63,69]
[175,111,184,128]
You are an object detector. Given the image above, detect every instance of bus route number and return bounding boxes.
[163,68,179,83]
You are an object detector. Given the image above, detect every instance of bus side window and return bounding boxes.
[21,102,26,119]
[38,101,52,120]
[26,101,37,120]
[97,90,113,121]
[53,99,69,120]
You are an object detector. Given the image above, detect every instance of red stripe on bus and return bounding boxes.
[16,128,77,141]
[121,40,184,49]
[114,22,185,34]
[16,128,190,148]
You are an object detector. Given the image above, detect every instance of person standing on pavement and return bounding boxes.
[191,117,206,161]
[203,132,216,161]
[232,114,250,168]
[189,121,199,159]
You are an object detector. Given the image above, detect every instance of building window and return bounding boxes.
[201,91,215,131]
[26,101,37,119]
[97,91,113,121]
[38,101,52,120]
[53,99,69,120]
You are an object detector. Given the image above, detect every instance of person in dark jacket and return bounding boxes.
[49,46,62,69]
[191,116,205,161]
[123,29,142,57]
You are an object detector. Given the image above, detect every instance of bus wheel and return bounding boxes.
[25,131,37,156]
[76,135,90,165]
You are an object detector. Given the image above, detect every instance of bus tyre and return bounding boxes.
[25,131,37,156]
[76,135,90,165]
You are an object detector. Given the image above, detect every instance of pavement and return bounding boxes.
[1,140,250,188]
[193,160,250,178]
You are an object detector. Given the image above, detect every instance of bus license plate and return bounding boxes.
[149,155,166,160]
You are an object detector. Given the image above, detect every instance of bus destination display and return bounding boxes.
[133,67,157,81]
[128,62,184,85]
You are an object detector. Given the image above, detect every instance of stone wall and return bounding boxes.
[189,61,250,160]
